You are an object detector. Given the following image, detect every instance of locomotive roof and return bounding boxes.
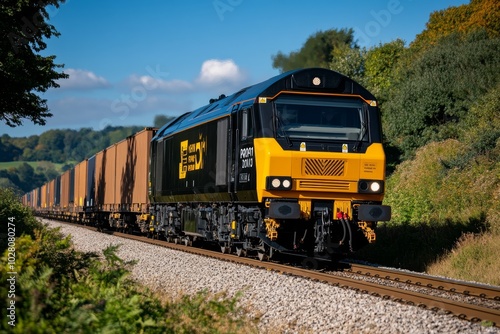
[152,67,375,141]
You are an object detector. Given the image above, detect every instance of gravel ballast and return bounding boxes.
[42,219,500,334]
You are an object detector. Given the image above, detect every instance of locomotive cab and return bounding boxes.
[248,70,391,257]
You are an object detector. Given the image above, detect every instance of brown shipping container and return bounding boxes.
[60,169,71,209]
[29,191,34,208]
[95,145,116,211]
[33,189,38,209]
[74,160,88,211]
[28,189,34,209]
[29,192,33,208]
[114,128,155,212]
[32,188,39,210]
[40,183,47,209]
[48,179,56,208]
[21,193,28,207]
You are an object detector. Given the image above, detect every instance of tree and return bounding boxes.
[0,177,20,194]
[16,162,37,190]
[412,0,500,51]
[0,136,22,161]
[39,129,65,151]
[460,82,500,161]
[384,31,500,159]
[329,44,366,85]
[272,28,356,72]
[0,0,68,127]
[363,39,406,104]
[63,130,79,160]
[154,114,175,128]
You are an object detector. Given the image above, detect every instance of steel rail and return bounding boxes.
[345,262,500,302]
[47,220,500,327]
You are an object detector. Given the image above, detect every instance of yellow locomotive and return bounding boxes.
[149,68,391,261]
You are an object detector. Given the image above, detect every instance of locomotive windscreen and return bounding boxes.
[274,95,366,142]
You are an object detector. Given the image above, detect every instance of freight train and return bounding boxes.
[23,68,391,262]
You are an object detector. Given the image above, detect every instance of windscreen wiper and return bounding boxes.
[352,106,368,152]
[275,112,293,147]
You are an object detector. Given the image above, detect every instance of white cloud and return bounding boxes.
[43,60,249,131]
[124,59,247,95]
[196,59,245,86]
[57,68,110,90]
[127,75,193,92]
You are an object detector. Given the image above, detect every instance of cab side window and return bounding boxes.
[241,108,253,140]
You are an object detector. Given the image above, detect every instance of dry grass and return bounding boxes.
[380,136,500,285]
[426,232,500,286]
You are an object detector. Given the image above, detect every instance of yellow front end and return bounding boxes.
[254,138,386,219]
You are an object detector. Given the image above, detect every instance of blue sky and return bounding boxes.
[2,0,470,137]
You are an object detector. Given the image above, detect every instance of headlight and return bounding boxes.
[271,178,281,188]
[266,176,293,190]
[370,182,380,192]
[358,180,384,194]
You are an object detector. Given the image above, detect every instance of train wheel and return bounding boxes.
[236,247,246,257]
[301,257,319,270]
[257,251,268,261]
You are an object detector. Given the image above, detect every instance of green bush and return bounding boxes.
[381,85,500,273]
[384,31,500,159]
[385,140,463,224]
[0,190,258,333]
[0,188,40,253]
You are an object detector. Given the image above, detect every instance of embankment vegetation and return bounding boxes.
[1,188,259,333]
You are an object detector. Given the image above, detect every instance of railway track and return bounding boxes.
[339,263,500,325]
[54,220,500,328]
[344,262,500,302]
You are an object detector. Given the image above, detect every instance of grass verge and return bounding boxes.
[1,188,259,333]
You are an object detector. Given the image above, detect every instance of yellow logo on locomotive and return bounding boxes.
[179,136,207,179]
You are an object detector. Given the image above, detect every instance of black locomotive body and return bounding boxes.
[148,68,391,261]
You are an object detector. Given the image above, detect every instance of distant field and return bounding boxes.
[0,161,71,172]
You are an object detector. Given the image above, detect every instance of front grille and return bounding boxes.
[298,180,351,191]
[303,158,345,176]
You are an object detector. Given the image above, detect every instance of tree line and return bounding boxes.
[0,113,174,194]
[0,126,142,193]
[1,0,499,204]
[1,126,145,163]
[272,0,499,167]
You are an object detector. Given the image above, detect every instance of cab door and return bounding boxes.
[236,107,257,201]
[227,105,239,200]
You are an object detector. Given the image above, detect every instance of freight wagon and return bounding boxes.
[27,128,156,232]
